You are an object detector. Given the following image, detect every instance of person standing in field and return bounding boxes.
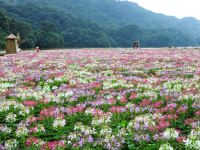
[35,46,40,52]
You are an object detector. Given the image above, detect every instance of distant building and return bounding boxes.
[6,34,20,54]
[133,40,140,49]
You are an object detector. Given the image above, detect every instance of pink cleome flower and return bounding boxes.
[129,92,137,99]
[25,137,39,146]
[23,100,38,107]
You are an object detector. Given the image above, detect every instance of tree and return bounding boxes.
[37,32,64,49]
[9,19,37,48]
[40,21,57,33]
[0,10,9,31]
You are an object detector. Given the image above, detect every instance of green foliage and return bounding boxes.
[37,32,64,49]
[0,10,8,49]
[0,30,6,49]
[0,10,9,31]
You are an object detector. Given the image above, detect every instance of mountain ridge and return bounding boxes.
[0,0,200,49]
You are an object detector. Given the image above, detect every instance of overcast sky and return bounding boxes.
[129,0,200,20]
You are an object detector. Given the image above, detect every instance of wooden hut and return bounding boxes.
[6,34,19,54]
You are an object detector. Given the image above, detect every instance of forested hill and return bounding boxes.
[1,0,200,49]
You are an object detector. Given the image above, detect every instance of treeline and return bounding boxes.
[0,10,64,49]
[0,8,115,49]
[0,0,200,49]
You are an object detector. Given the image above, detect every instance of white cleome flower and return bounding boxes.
[53,118,66,128]
[6,113,17,123]
[163,128,179,140]
[16,125,29,137]
[0,125,12,134]
[159,143,174,150]
[184,128,200,150]
[185,138,200,150]
[5,139,18,150]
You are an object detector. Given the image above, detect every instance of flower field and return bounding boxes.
[0,49,200,150]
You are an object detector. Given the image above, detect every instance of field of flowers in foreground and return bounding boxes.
[0,49,200,150]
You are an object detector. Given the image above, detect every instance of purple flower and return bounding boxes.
[153,134,159,141]
[78,138,84,147]
[134,134,140,142]
[88,136,93,143]
[0,144,5,150]
[134,123,140,130]
[145,134,150,141]
[135,107,140,113]
[35,76,41,81]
